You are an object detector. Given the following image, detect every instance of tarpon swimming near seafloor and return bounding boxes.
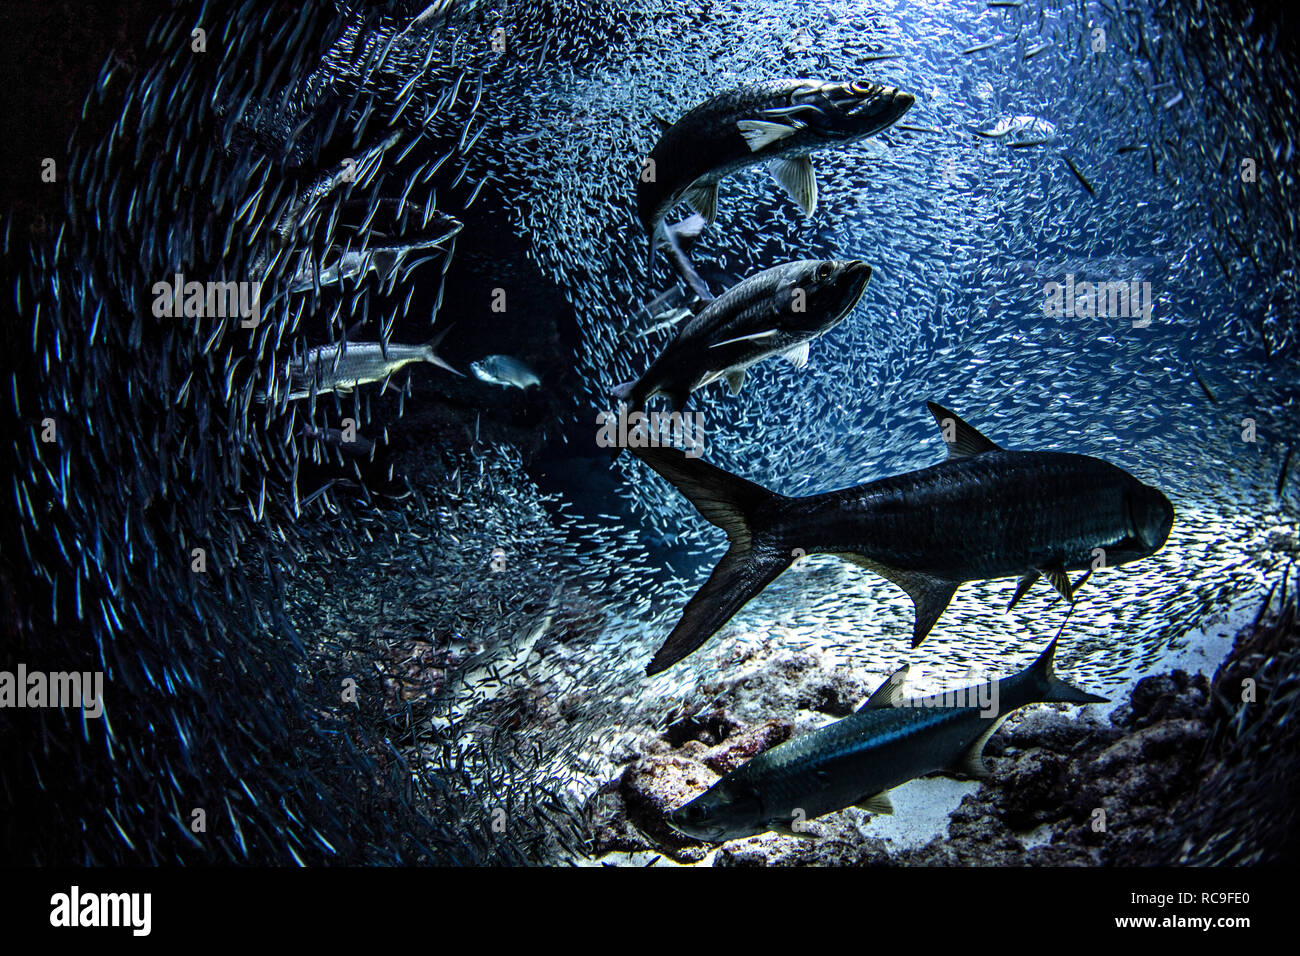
[632,402,1174,675]
[666,637,1106,843]
[637,79,915,259]
[612,259,872,413]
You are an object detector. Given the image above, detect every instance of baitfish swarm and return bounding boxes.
[2,0,1297,866]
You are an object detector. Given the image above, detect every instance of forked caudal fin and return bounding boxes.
[423,324,464,376]
[630,446,792,675]
[1029,637,1109,705]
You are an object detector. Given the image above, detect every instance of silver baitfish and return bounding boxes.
[612,259,872,413]
[637,79,915,257]
[281,331,462,400]
[470,354,541,389]
[284,215,463,293]
[973,114,1058,142]
[631,402,1174,675]
[667,638,1106,843]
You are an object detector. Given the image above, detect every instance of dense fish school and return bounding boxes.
[2,0,1297,868]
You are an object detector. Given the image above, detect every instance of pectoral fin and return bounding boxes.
[771,820,819,841]
[711,329,779,349]
[770,155,819,216]
[737,119,798,151]
[684,181,719,225]
[781,342,810,368]
[855,792,894,815]
[725,369,746,395]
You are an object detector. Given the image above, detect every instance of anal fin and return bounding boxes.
[836,554,959,648]
[1007,572,1039,611]
[1039,563,1075,603]
[725,369,746,395]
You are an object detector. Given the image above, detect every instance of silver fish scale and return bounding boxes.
[738,684,1016,821]
[290,342,428,393]
[635,260,855,398]
[790,451,1137,576]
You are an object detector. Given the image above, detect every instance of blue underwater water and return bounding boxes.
[7,0,1298,864]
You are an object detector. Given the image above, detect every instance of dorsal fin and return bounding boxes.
[860,665,909,710]
[653,115,674,134]
[926,401,1002,458]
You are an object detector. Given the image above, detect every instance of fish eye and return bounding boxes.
[817,262,834,280]
[850,80,873,95]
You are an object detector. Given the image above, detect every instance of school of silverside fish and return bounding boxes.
[4,0,1297,865]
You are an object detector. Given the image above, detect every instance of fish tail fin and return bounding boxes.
[1031,637,1108,705]
[631,446,792,675]
[647,217,671,272]
[423,324,464,377]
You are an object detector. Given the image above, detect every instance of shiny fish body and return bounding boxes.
[613,259,872,412]
[471,354,541,389]
[286,340,459,399]
[667,639,1105,843]
[975,114,1057,140]
[631,403,1174,674]
[637,79,915,245]
[795,451,1152,580]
